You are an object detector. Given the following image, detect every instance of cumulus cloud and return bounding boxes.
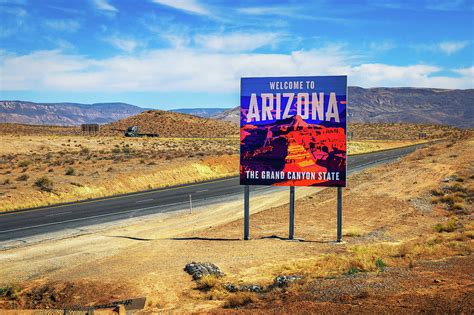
[1,47,472,93]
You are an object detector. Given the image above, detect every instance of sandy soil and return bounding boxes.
[0,136,472,313]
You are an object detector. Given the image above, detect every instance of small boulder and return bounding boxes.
[184,262,224,280]
[272,275,303,288]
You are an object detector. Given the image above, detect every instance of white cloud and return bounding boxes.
[1,47,472,93]
[438,41,470,55]
[93,0,118,13]
[413,40,470,55]
[105,37,139,53]
[454,66,474,77]
[194,32,281,52]
[238,6,290,15]
[151,0,209,15]
[369,41,396,52]
[44,19,81,32]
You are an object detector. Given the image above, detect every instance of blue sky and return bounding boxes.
[0,0,473,109]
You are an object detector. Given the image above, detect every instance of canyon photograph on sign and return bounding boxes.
[0,1,473,314]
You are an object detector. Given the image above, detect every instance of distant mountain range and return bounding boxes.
[0,101,145,125]
[2,87,473,127]
[213,87,474,128]
[170,108,230,117]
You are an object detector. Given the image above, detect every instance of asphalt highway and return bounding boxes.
[0,144,425,242]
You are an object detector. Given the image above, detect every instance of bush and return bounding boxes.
[196,275,220,291]
[18,160,31,168]
[346,267,360,275]
[375,258,386,271]
[0,284,20,300]
[16,174,29,181]
[430,189,444,196]
[434,217,458,233]
[2,178,11,185]
[65,167,75,176]
[224,292,258,308]
[34,176,53,192]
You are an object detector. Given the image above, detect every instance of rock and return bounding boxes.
[224,283,264,293]
[239,285,264,293]
[184,262,224,280]
[224,283,238,292]
[272,275,303,288]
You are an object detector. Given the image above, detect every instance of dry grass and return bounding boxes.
[266,227,472,286]
[348,122,468,140]
[0,135,239,212]
[343,227,367,237]
[224,292,259,308]
[195,275,222,292]
[348,139,428,155]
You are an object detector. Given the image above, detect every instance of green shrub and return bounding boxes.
[34,176,53,192]
[0,284,20,300]
[16,174,29,181]
[65,167,75,176]
[375,258,386,271]
[346,267,360,275]
[434,217,458,233]
[18,160,31,168]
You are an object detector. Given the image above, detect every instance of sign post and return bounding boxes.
[240,76,347,241]
[337,187,342,242]
[244,185,250,240]
[289,186,295,240]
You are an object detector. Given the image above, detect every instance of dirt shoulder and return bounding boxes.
[0,137,472,313]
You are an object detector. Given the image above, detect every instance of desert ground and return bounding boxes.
[0,122,463,212]
[0,133,472,313]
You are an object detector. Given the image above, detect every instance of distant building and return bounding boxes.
[81,124,100,135]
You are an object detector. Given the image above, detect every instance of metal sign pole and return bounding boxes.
[244,185,250,240]
[337,187,342,242]
[289,186,295,240]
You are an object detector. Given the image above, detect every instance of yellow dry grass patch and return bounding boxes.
[348,139,428,155]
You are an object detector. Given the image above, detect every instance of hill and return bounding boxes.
[0,101,145,125]
[170,108,229,118]
[212,87,474,128]
[100,110,238,138]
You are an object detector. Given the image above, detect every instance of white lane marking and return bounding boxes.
[0,201,189,234]
[195,189,208,193]
[135,199,153,203]
[45,211,72,217]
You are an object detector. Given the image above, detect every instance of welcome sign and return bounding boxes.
[240,76,347,187]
